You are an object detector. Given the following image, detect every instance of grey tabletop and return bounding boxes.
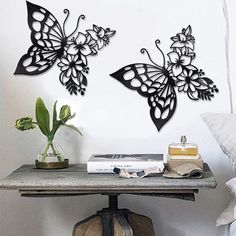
[0,164,216,196]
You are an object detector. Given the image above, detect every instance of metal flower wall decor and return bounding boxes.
[110,25,219,131]
[14,1,116,95]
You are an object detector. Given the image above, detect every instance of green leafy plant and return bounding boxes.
[15,97,82,161]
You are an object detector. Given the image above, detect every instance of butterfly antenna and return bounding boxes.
[67,14,86,39]
[140,48,161,68]
[63,9,70,37]
[155,39,166,67]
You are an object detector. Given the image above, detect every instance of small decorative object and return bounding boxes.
[15,97,82,169]
[163,164,203,179]
[168,136,198,156]
[166,136,203,178]
[113,166,163,178]
[110,25,219,131]
[14,1,116,95]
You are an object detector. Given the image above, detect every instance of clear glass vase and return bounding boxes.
[38,140,65,163]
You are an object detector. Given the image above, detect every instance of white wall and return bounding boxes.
[0,0,235,235]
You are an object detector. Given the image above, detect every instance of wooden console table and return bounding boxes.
[0,163,217,236]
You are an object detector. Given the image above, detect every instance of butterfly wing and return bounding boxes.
[110,63,166,96]
[110,63,177,131]
[15,1,65,75]
[148,83,177,131]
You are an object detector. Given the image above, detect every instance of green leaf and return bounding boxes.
[52,100,58,130]
[35,97,50,137]
[64,124,82,136]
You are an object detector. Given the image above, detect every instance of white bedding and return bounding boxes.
[217,178,236,227]
[201,113,236,170]
[218,222,236,236]
[201,113,236,235]
[229,222,236,236]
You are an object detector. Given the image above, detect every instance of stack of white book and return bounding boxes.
[87,154,164,173]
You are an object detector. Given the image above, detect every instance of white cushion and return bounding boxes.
[216,198,236,226]
[229,221,236,236]
[201,113,236,169]
[216,178,236,227]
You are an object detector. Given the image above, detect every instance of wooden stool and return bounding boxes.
[73,195,156,236]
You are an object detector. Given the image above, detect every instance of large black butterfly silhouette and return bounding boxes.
[110,26,218,131]
[14,1,116,95]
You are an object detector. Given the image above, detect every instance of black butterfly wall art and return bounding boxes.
[110,26,219,131]
[14,1,116,95]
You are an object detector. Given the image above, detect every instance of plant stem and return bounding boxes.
[50,142,57,155]
[41,141,50,161]
[32,122,39,125]
[50,142,62,162]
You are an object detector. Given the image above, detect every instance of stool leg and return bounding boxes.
[101,212,114,236]
[72,214,102,236]
[114,215,133,236]
[127,212,156,236]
